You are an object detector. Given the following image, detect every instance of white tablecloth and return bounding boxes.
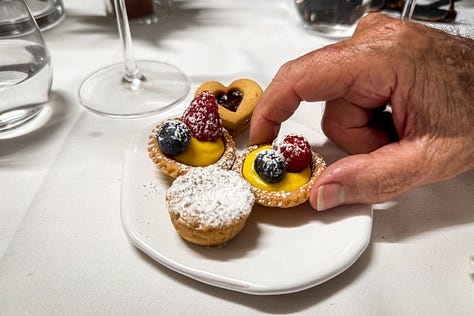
[1,0,473,314]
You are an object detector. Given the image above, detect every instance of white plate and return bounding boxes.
[121,120,372,295]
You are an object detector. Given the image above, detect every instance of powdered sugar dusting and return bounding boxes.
[254,149,286,182]
[232,144,326,208]
[182,91,223,141]
[156,120,190,143]
[272,133,307,159]
[272,134,312,172]
[167,165,254,229]
[142,182,160,198]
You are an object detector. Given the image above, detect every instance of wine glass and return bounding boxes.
[78,0,189,118]
[401,0,416,20]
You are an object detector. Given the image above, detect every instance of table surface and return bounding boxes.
[1,0,473,315]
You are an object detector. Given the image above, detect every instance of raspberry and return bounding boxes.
[272,134,312,173]
[157,120,191,156]
[254,149,287,183]
[182,91,223,141]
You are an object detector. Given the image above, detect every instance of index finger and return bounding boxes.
[249,42,357,145]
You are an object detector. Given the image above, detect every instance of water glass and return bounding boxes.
[105,0,174,24]
[294,0,371,38]
[26,0,66,31]
[0,0,53,137]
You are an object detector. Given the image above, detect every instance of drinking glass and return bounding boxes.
[26,0,65,30]
[0,0,53,137]
[401,0,417,20]
[294,0,371,38]
[79,0,189,118]
[372,1,456,23]
[105,0,173,25]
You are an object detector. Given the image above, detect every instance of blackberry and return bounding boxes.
[254,149,287,183]
[157,120,191,156]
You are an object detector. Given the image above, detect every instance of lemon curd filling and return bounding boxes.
[243,145,311,191]
[175,136,225,167]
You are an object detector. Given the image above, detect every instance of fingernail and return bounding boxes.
[317,183,345,211]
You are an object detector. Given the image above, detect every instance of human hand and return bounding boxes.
[249,13,474,210]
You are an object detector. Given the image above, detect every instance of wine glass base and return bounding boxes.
[79,60,190,118]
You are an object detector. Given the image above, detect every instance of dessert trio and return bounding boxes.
[147,78,326,246]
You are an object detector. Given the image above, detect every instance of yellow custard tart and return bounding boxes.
[148,119,236,178]
[243,145,312,192]
[233,143,326,208]
[147,91,236,178]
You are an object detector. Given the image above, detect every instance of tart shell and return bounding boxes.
[233,145,326,208]
[147,119,236,178]
[168,211,249,246]
[166,166,255,246]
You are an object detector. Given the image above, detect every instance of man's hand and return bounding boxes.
[249,13,474,210]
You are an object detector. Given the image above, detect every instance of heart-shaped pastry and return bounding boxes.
[194,79,263,136]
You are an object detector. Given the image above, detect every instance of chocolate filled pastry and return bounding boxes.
[195,79,263,136]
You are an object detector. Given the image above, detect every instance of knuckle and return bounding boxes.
[373,165,401,203]
[273,61,297,92]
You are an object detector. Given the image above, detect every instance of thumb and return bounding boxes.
[310,142,424,211]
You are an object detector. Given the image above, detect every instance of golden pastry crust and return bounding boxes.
[147,120,236,178]
[195,79,263,136]
[233,145,326,208]
[168,212,248,246]
[166,166,255,246]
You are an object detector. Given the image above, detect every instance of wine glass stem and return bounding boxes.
[401,0,416,20]
[113,0,144,87]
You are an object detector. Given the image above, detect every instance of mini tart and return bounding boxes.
[195,79,263,136]
[166,165,255,246]
[233,145,326,208]
[147,119,236,178]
